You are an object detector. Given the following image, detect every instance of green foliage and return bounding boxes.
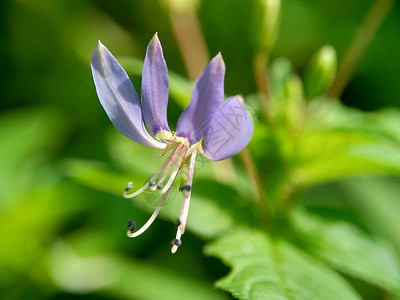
[291,208,400,295]
[205,229,361,300]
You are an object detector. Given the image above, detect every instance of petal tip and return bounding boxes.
[150,32,161,47]
[235,94,244,103]
[215,52,224,62]
[93,40,107,58]
[211,52,225,71]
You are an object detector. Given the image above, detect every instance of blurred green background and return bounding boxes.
[1,0,400,299]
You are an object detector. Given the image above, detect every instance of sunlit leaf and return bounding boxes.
[291,208,400,295]
[205,229,361,300]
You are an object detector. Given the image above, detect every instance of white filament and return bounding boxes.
[171,149,197,254]
[127,189,170,238]
[123,144,180,198]
[159,146,188,194]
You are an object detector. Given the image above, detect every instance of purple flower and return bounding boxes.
[91,33,253,253]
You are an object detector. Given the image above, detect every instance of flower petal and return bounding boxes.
[91,41,165,150]
[141,33,171,136]
[203,95,254,161]
[176,53,225,145]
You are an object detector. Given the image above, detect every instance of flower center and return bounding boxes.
[123,130,202,253]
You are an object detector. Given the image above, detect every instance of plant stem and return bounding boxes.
[239,148,271,228]
[167,1,237,184]
[168,7,209,80]
[327,0,394,98]
[253,51,272,124]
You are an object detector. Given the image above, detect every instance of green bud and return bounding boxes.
[253,0,281,54]
[270,57,293,101]
[270,58,305,130]
[304,45,337,99]
[285,74,304,130]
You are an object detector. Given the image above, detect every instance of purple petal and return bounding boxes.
[203,95,254,161]
[176,53,225,145]
[91,41,165,150]
[141,33,171,136]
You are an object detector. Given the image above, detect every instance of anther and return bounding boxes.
[180,185,191,192]
[171,239,181,247]
[125,182,133,192]
[149,179,156,187]
[176,219,181,227]
[156,183,163,190]
[126,220,135,231]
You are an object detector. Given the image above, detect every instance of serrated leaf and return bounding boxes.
[205,229,361,300]
[291,208,400,295]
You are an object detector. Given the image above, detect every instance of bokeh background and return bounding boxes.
[1,0,400,299]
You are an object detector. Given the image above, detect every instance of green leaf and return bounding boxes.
[205,229,361,300]
[291,208,400,295]
[292,101,400,183]
[48,241,228,300]
[0,107,70,202]
[63,158,132,195]
[341,176,400,256]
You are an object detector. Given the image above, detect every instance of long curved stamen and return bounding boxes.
[159,146,188,194]
[123,144,180,198]
[171,149,197,254]
[127,189,170,238]
[151,143,184,191]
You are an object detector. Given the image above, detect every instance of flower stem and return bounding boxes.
[239,148,271,228]
[327,0,394,98]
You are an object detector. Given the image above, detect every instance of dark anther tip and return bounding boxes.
[171,239,182,246]
[156,183,163,190]
[125,182,133,192]
[176,219,181,227]
[126,220,135,231]
[180,185,191,192]
[149,179,156,186]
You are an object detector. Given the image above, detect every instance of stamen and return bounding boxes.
[176,219,181,227]
[125,182,133,192]
[127,189,170,238]
[123,144,180,198]
[150,144,184,191]
[171,149,197,254]
[126,219,135,231]
[179,185,191,192]
[171,239,181,247]
[159,146,188,194]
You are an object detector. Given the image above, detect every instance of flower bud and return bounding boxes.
[270,58,305,128]
[253,0,281,53]
[304,45,337,99]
